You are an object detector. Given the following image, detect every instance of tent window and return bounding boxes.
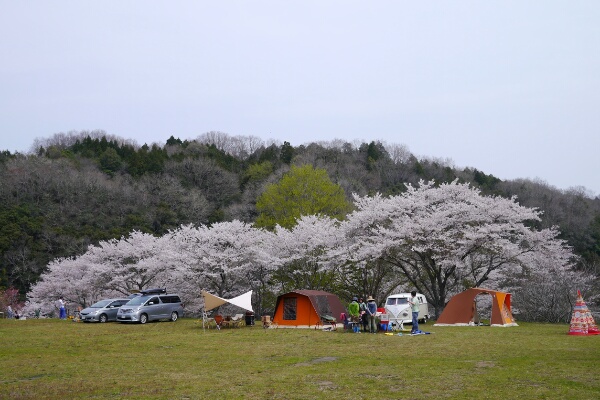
[313,295,331,316]
[283,297,297,320]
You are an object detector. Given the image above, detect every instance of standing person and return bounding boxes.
[57,296,67,320]
[348,297,360,333]
[7,305,14,319]
[366,296,378,333]
[358,297,368,332]
[408,291,420,333]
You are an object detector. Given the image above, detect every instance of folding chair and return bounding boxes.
[319,315,337,331]
[389,317,405,331]
[231,313,245,328]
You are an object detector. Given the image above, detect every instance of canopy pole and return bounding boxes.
[201,307,208,332]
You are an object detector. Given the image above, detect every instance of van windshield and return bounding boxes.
[386,298,408,306]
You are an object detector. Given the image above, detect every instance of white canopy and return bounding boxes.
[202,290,253,313]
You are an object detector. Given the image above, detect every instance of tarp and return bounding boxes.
[201,290,253,313]
[434,288,517,327]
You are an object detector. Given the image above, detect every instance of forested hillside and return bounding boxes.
[1,130,599,299]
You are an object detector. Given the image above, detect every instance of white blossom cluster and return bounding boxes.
[25,181,592,319]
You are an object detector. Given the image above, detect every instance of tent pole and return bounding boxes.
[202,308,207,332]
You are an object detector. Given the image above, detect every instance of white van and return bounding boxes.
[384,293,430,329]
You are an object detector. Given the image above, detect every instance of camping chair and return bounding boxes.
[317,315,337,331]
[389,317,405,332]
[261,315,272,329]
[231,313,244,328]
[221,315,233,328]
[214,315,224,330]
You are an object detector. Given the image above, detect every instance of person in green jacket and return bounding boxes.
[348,297,360,333]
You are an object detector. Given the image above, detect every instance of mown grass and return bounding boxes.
[1,318,599,399]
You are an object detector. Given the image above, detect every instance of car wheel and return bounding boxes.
[99,314,108,323]
[170,312,178,322]
[139,314,148,324]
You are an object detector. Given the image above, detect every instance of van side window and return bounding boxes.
[160,296,181,304]
[147,297,159,305]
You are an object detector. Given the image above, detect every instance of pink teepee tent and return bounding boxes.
[568,290,599,336]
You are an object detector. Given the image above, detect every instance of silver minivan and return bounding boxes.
[117,293,183,324]
[80,298,130,323]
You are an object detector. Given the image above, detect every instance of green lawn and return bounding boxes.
[0,318,598,399]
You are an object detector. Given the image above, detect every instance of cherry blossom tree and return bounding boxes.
[83,231,174,295]
[25,254,107,316]
[168,221,275,313]
[25,222,275,316]
[339,180,583,317]
[25,231,178,314]
[25,180,590,322]
[503,237,595,322]
[269,215,342,294]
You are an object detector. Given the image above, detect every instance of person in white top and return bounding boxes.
[58,296,66,319]
[408,291,420,333]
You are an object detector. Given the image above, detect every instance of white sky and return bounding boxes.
[1,1,599,195]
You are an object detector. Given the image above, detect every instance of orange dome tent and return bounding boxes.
[272,290,346,328]
[434,288,518,327]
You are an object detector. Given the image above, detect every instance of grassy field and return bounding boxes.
[0,318,599,400]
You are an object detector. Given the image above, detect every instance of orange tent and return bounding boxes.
[434,288,518,327]
[272,290,346,328]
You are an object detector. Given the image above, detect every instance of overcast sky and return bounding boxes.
[1,1,599,195]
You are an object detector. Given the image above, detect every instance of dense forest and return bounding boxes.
[1,130,599,303]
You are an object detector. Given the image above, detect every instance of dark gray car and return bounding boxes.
[80,298,130,323]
